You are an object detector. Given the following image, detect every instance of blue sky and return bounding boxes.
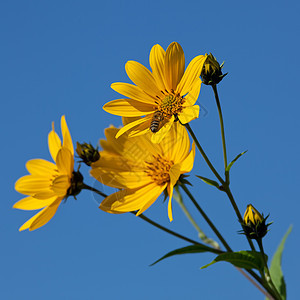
[1,1,299,299]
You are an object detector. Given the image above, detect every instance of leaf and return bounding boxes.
[196,175,219,188]
[201,251,266,271]
[267,226,292,300]
[225,150,248,176]
[150,245,221,266]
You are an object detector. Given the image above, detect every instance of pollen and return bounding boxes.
[145,154,174,185]
[159,93,185,119]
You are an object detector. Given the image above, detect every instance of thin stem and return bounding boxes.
[174,186,220,249]
[82,183,108,198]
[237,268,275,300]
[134,212,222,255]
[184,123,225,185]
[212,84,228,173]
[181,183,232,252]
[257,239,282,300]
[224,186,256,251]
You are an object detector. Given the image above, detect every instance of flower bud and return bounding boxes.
[200,53,227,85]
[66,170,84,199]
[76,142,100,166]
[241,204,272,240]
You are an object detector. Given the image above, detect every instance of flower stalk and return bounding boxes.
[212,84,228,177]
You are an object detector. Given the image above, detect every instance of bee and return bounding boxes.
[150,111,164,133]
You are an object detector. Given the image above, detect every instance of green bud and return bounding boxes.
[66,170,84,199]
[200,53,227,85]
[76,142,100,166]
[240,204,272,240]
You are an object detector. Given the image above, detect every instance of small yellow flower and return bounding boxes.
[243,204,263,226]
[91,118,195,221]
[103,42,206,143]
[14,116,75,231]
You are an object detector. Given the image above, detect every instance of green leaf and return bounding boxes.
[201,251,266,271]
[267,226,292,300]
[225,150,248,176]
[150,245,220,266]
[196,175,219,188]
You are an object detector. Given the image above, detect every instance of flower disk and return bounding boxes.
[90,118,195,221]
[103,42,206,143]
[14,116,75,231]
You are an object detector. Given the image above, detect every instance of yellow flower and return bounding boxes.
[90,118,195,221]
[103,42,206,143]
[14,115,75,231]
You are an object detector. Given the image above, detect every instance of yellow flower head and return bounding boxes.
[103,42,206,143]
[91,118,195,221]
[14,116,75,231]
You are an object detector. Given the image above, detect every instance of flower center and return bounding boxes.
[159,93,185,119]
[145,154,174,185]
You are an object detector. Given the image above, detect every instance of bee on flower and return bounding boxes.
[90,118,195,221]
[14,116,83,231]
[103,42,206,143]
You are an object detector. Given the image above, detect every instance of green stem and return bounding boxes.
[181,183,232,252]
[212,84,228,177]
[174,186,220,249]
[82,183,108,198]
[224,186,256,251]
[257,239,282,300]
[134,212,222,254]
[238,269,275,300]
[184,123,225,185]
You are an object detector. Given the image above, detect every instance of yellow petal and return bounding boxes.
[158,121,185,161]
[168,123,191,164]
[61,115,74,156]
[149,44,167,92]
[48,122,61,162]
[56,147,74,176]
[151,116,174,144]
[115,115,151,139]
[103,99,155,117]
[136,183,167,216]
[52,175,70,196]
[127,119,151,137]
[33,190,56,199]
[169,163,181,187]
[180,142,196,173]
[184,78,201,106]
[178,105,200,124]
[19,198,61,231]
[125,61,162,98]
[15,175,51,195]
[122,116,141,126]
[167,184,174,222]
[111,83,156,105]
[26,159,57,176]
[91,169,151,189]
[13,196,57,210]
[91,153,136,172]
[177,55,206,96]
[100,183,164,214]
[164,42,185,92]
